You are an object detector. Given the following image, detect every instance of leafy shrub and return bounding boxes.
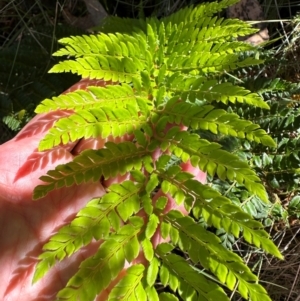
[32,0,283,300]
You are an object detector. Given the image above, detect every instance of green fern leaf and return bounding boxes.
[145,214,160,239]
[145,285,159,301]
[159,292,179,301]
[154,162,281,258]
[49,57,142,83]
[33,142,151,199]
[146,257,160,287]
[35,84,150,113]
[164,100,276,147]
[108,264,146,301]
[156,244,230,301]
[49,27,152,88]
[38,105,147,151]
[141,238,154,262]
[160,129,268,201]
[53,32,148,60]
[168,76,268,109]
[31,1,283,300]
[98,0,240,38]
[182,180,282,258]
[166,212,272,301]
[33,181,142,283]
[164,19,257,57]
[56,219,143,301]
[166,44,260,74]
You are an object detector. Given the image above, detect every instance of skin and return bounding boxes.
[0,80,206,300]
[0,111,106,300]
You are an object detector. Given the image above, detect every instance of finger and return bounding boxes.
[1,79,114,198]
[181,160,206,184]
[63,78,112,94]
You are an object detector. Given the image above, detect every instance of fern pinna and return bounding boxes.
[31,0,282,300]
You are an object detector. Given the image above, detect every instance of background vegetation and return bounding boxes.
[2,1,300,300]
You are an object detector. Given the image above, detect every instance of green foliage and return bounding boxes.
[109,264,147,301]
[56,219,144,301]
[202,49,300,301]
[156,243,231,301]
[32,1,283,300]
[158,211,273,301]
[288,196,300,218]
[33,181,143,282]
[214,55,300,224]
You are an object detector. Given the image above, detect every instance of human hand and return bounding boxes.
[0,109,109,300]
[0,80,206,301]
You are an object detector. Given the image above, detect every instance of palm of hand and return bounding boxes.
[0,111,106,300]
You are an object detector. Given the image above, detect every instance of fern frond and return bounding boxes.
[98,0,240,37]
[183,180,281,257]
[33,181,142,283]
[51,5,259,85]
[55,219,143,301]
[38,104,147,151]
[247,136,300,192]
[53,32,148,60]
[156,243,230,301]
[49,57,143,83]
[235,101,300,134]
[35,84,150,113]
[167,76,269,109]
[50,28,151,85]
[31,1,282,300]
[224,75,300,194]
[33,142,151,199]
[163,100,275,147]
[158,16,259,75]
[262,104,300,134]
[158,129,267,201]
[165,18,257,56]
[108,264,146,301]
[165,50,261,75]
[153,160,281,258]
[2,114,22,131]
[166,212,271,301]
[247,77,300,99]
[166,41,256,67]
